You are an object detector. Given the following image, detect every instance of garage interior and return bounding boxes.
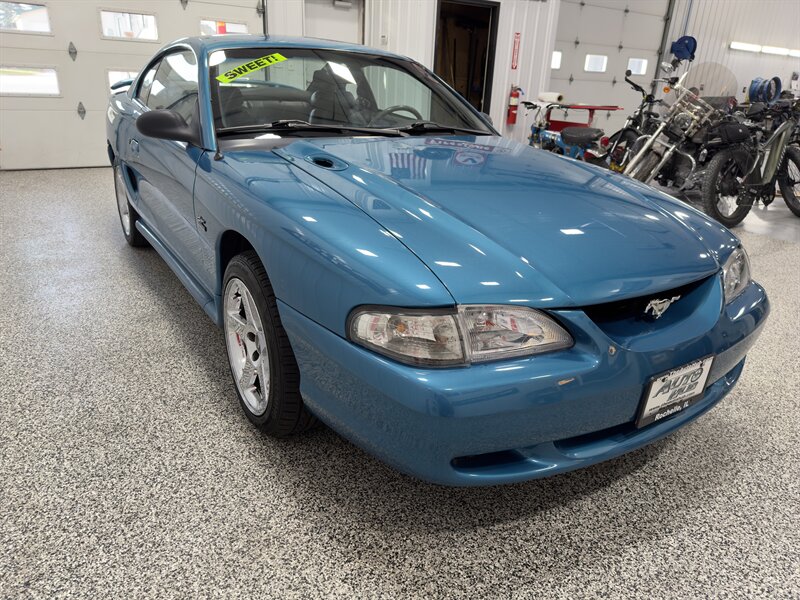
[1,0,799,597]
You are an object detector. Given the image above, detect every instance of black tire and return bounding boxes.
[777,146,800,217]
[222,251,316,437]
[113,162,148,247]
[702,148,752,228]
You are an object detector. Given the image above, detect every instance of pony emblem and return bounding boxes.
[645,296,681,319]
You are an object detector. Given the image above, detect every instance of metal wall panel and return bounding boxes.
[665,0,800,100]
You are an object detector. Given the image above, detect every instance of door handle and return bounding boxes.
[130,138,140,155]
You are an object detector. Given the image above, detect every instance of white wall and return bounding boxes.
[363,0,438,67]
[489,0,560,141]
[364,0,560,142]
[665,0,800,101]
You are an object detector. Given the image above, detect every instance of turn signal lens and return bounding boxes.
[663,86,671,93]
[722,246,751,303]
[348,305,573,367]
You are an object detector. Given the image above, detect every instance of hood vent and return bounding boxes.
[306,154,348,171]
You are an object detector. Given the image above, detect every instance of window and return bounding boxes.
[0,65,59,95]
[0,1,50,32]
[146,51,199,125]
[136,63,159,104]
[108,70,138,88]
[363,65,432,120]
[551,51,562,70]
[200,19,248,36]
[208,47,491,133]
[100,10,157,40]
[584,54,608,73]
[627,58,648,76]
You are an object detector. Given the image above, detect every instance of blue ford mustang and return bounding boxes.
[107,35,769,486]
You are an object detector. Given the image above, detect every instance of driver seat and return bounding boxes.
[307,69,365,125]
[560,127,603,147]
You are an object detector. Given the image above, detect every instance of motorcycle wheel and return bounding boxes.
[702,148,752,228]
[631,152,660,183]
[777,146,800,217]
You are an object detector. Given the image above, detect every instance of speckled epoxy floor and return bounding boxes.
[1,168,798,598]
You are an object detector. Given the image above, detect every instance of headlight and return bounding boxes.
[722,246,751,302]
[348,305,573,367]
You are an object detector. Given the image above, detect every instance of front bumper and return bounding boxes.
[279,278,769,486]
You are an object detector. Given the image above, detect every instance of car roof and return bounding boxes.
[166,34,408,61]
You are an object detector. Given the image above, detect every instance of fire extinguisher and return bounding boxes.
[507,85,523,125]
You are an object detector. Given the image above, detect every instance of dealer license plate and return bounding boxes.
[636,356,714,428]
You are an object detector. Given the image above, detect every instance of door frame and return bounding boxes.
[434,0,499,113]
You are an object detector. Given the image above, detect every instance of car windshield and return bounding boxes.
[208,47,492,136]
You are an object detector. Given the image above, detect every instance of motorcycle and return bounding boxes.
[523,100,624,164]
[602,70,665,171]
[704,97,800,224]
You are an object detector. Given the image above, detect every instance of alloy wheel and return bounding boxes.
[224,277,271,416]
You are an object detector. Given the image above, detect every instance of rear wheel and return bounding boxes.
[222,251,316,437]
[113,162,147,247]
[702,148,752,227]
[777,146,800,217]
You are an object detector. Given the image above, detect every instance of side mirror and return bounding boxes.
[136,109,201,147]
[110,78,133,91]
[625,69,632,77]
[480,111,493,126]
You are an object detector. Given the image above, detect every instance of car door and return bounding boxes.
[127,48,206,280]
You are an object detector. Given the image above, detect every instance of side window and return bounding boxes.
[136,62,159,105]
[146,50,199,124]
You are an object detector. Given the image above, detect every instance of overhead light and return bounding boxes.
[730,41,761,53]
[761,45,791,56]
[730,41,800,56]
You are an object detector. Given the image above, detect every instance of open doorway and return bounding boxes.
[434,0,498,113]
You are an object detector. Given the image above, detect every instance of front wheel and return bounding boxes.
[630,152,660,183]
[222,251,317,437]
[702,148,752,228]
[777,146,800,217]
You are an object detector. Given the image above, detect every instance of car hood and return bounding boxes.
[273,135,723,308]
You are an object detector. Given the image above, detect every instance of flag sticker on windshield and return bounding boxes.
[216,53,287,83]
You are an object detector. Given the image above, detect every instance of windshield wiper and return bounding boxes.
[216,120,407,137]
[395,121,490,136]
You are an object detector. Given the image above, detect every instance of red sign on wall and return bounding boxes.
[511,32,521,70]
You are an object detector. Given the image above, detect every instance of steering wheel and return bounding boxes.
[368,105,424,126]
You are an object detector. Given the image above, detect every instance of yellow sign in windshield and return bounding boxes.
[216,53,287,83]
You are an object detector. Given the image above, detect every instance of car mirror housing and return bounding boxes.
[136,109,202,147]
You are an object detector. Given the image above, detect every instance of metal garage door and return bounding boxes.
[549,0,669,134]
[0,0,262,170]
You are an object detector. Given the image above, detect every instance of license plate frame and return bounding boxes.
[636,355,714,428]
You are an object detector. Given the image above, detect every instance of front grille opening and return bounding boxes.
[581,274,715,341]
[583,276,710,324]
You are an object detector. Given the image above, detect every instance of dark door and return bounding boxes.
[434,0,498,113]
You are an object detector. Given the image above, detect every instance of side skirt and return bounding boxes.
[135,219,221,326]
